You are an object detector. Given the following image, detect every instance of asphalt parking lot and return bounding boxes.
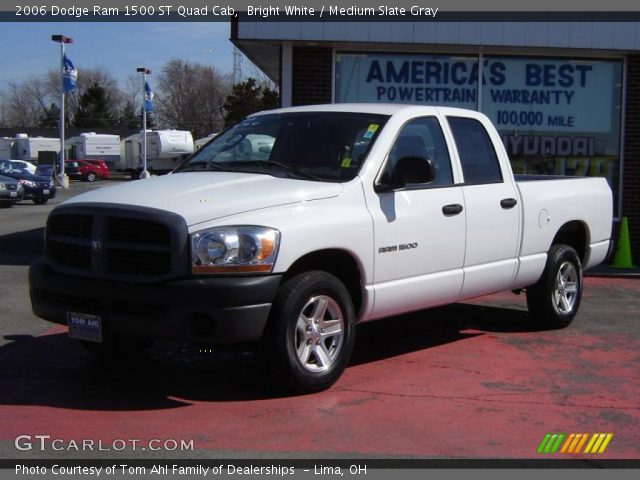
[0,180,639,460]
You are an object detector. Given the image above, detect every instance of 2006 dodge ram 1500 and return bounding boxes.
[30,104,613,393]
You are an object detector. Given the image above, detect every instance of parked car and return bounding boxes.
[29,105,612,393]
[0,174,24,208]
[34,164,55,179]
[83,159,110,171]
[65,159,109,182]
[9,159,37,175]
[0,160,56,204]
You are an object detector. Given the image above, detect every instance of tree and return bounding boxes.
[1,77,51,127]
[39,103,60,128]
[73,83,116,128]
[118,101,139,129]
[0,67,124,128]
[140,107,157,130]
[261,85,280,110]
[223,78,280,127]
[155,59,230,139]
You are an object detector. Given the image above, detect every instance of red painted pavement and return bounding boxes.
[1,277,639,459]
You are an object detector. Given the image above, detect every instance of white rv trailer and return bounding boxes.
[122,129,194,178]
[195,133,218,150]
[4,134,60,162]
[0,137,15,159]
[66,133,121,170]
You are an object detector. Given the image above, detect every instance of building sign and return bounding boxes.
[482,57,616,133]
[335,52,623,215]
[336,53,616,133]
[336,53,478,108]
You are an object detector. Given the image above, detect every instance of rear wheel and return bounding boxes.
[526,244,582,329]
[263,271,356,394]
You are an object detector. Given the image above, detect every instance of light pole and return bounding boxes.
[51,34,73,188]
[137,67,151,179]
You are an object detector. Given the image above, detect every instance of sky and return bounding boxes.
[0,21,244,88]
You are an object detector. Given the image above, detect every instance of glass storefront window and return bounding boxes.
[481,57,622,216]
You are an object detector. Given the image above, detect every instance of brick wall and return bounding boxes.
[291,47,332,106]
[623,56,640,260]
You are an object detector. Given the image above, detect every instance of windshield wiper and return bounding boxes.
[229,160,323,181]
[176,161,225,172]
[177,159,324,181]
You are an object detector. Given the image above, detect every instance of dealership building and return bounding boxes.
[232,18,640,258]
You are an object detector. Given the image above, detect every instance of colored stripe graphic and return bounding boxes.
[539,433,613,454]
[537,433,565,453]
[584,433,613,454]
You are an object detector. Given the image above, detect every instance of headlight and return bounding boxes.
[49,180,54,188]
[19,179,35,187]
[191,226,280,274]
[0,183,6,191]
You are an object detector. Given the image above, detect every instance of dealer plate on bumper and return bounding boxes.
[67,312,102,343]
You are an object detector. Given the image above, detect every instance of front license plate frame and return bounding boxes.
[67,312,102,343]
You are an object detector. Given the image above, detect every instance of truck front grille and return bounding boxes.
[48,214,92,239]
[45,206,188,282]
[48,240,92,269]
[106,248,172,276]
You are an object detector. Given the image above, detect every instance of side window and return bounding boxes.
[447,117,503,185]
[385,117,454,188]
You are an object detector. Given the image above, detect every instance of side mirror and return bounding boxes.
[375,156,435,193]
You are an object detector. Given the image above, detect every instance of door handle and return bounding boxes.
[442,204,464,216]
[500,198,518,209]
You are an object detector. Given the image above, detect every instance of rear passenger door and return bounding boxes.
[446,116,520,297]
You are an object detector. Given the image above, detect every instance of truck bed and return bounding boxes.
[514,175,612,272]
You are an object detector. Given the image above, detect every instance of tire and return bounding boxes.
[33,198,48,205]
[263,271,356,394]
[0,203,12,209]
[526,244,582,329]
[85,172,97,182]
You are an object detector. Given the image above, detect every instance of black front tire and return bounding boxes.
[263,271,356,394]
[33,198,48,205]
[85,172,97,182]
[526,244,583,329]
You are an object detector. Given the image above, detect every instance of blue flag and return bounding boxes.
[62,54,77,93]
[144,80,154,112]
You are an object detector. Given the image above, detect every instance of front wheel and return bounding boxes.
[33,198,48,205]
[85,171,97,182]
[263,271,356,394]
[526,244,582,329]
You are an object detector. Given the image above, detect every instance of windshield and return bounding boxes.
[174,111,389,182]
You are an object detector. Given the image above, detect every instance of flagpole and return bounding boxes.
[137,67,151,179]
[52,35,72,188]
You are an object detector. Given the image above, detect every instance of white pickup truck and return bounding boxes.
[30,104,612,393]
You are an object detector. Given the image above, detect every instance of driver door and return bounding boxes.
[365,116,466,319]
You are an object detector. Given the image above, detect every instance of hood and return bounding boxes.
[3,172,52,182]
[0,175,18,185]
[64,172,343,226]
